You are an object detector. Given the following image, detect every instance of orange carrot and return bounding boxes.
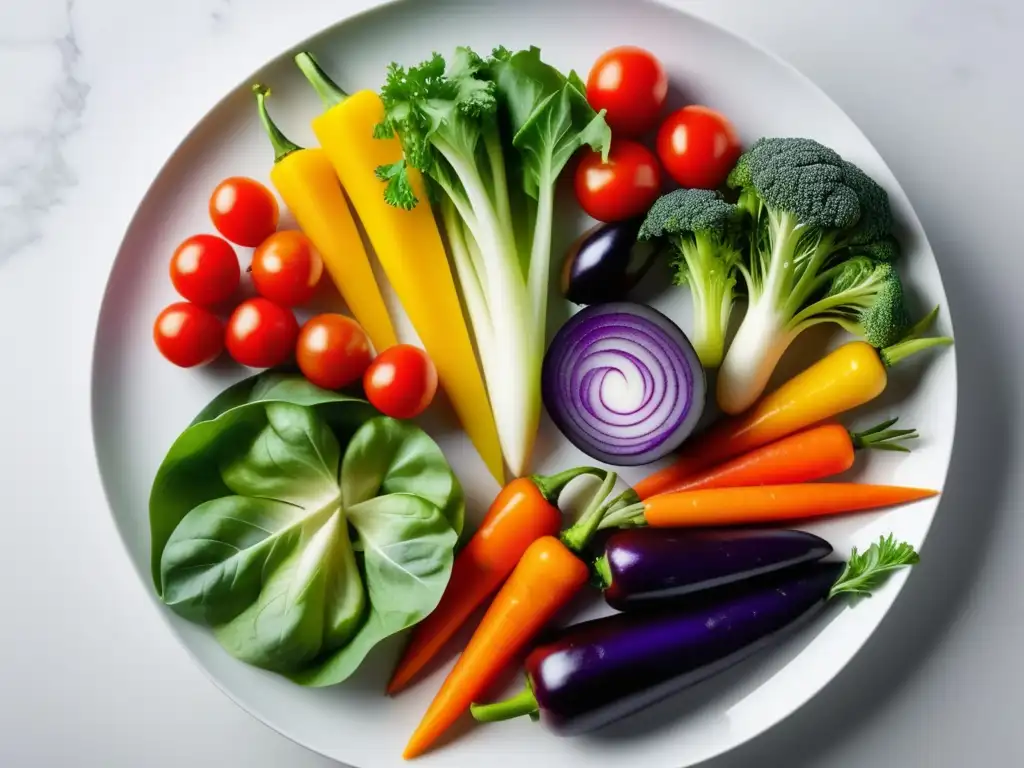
[387,467,603,695]
[633,317,951,501]
[402,471,620,759]
[403,536,590,759]
[663,418,919,494]
[635,483,938,528]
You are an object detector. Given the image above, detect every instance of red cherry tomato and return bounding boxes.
[209,176,279,247]
[225,297,299,369]
[656,106,742,190]
[296,314,373,390]
[363,345,438,420]
[574,139,662,223]
[586,46,668,137]
[250,230,323,307]
[153,302,224,368]
[169,234,240,307]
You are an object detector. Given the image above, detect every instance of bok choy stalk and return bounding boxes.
[375,46,611,477]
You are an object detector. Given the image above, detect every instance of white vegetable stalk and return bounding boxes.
[716,301,796,414]
[436,158,541,478]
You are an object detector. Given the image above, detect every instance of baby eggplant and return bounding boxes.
[596,527,834,611]
[561,219,657,305]
[471,534,918,736]
[472,561,844,735]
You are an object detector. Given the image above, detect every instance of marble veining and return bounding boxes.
[0,0,88,263]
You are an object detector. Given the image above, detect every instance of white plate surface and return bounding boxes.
[91,0,957,766]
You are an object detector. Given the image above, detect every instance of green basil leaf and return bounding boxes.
[340,415,465,536]
[290,492,457,687]
[213,505,365,672]
[150,373,462,684]
[160,495,308,626]
[149,374,372,590]
[221,402,341,508]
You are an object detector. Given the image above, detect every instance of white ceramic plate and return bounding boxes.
[91,0,957,766]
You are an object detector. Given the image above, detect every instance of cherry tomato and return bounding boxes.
[296,314,373,390]
[574,139,662,223]
[656,106,742,190]
[209,176,279,247]
[168,234,241,307]
[250,230,324,307]
[225,297,299,369]
[363,345,438,420]
[586,46,668,137]
[153,302,224,368]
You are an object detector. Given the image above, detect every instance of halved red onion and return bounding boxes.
[542,302,706,465]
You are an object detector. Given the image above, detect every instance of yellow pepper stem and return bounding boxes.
[294,52,348,107]
[251,81,400,355]
[252,84,302,163]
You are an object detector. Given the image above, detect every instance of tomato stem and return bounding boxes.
[294,52,349,108]
[252,84,302,163]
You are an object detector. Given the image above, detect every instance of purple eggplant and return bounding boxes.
[596,527,833,611]
[560,219,657,305]
[470,535,918,735]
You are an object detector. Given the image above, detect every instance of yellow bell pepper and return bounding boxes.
[252,85,398,354]
[294,54,505,484]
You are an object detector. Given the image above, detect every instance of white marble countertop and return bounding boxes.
[3,0,1022,765]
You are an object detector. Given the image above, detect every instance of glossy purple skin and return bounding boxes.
[561,218,657,305]
[524,561,844,735]
[602,527,833,611]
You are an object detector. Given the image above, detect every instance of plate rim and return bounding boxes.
[87,1,959,765]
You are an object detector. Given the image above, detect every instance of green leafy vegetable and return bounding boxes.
[717,137,910,414]
[639,189,745,368]
[150,374,464,686]
[828,534,920,599]
[375,45,610,477]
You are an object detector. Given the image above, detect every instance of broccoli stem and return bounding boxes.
[717,299,797,414]
[760,209,802,307]
[677,235,737,368]
[784,231,839,317]
[787,269,884,333]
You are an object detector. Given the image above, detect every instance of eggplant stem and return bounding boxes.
[470,687,539,723]
[592,553,613,590]
[530,466,606,507]
[560,471,618,554]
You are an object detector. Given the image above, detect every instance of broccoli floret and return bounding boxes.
[849,234,901,262]
[716,137,905,413]
[798,257,911,348]
[639,189,744,367]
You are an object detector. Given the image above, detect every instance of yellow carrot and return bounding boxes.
[294,53,504,484]
[634,323,951,500]
[252,85,398,353]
